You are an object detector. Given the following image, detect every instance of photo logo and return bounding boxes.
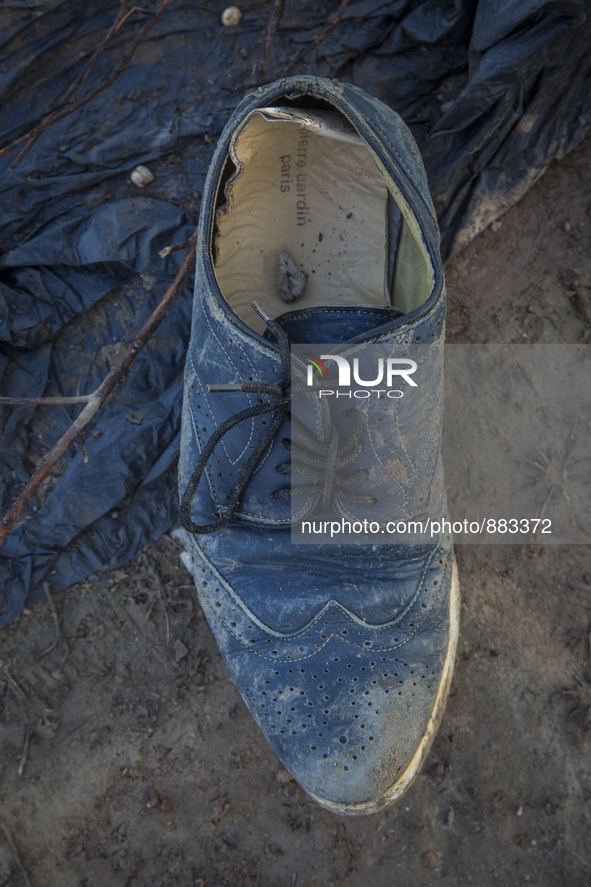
[305,354,418,398]
[304,354,329,381]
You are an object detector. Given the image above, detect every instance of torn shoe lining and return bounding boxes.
[214,107,432,334]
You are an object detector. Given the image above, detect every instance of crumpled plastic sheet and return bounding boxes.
[1,0,590,626]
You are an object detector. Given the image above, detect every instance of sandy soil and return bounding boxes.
[1,134,591,887]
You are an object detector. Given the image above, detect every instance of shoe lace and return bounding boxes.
[180,303,375,535]
[273,413,376,511]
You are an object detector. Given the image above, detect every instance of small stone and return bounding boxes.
[422,850,438,869]
[125,409,148,425]
[490,220,502,232]
[174,639,188,662]
[276,768,294,786]
[221,6,242,26]
[563,220,572,233]
[130,165,154,188]
[277,249,307,302]
[516,805,523,816]
[160,799,172,812]
[139,272,157,293]
[179,550,193,575]
[100,342,127,369]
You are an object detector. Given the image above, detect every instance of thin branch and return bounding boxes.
[158,238,195,259]
[38,582,67,659]
[0,395,92,406]
[61,0,132,99]
[1,236,197,409]
[225,0,350,94]
[0,819,34,887]
[3,665,27,700]
[250,0,285,85]
[10,0,139,167]
[146,555,171,649]
[62,4,150,104]
[0,235,197,550]
[1,0,180,168]
[276,0,349,78]
[72,432,89,464]
[18,726,31,778]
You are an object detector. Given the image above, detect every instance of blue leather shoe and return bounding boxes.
[179,76,459,814]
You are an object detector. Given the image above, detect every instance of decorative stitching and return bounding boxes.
[192,538,440,644]
[187,350,255,468]
[281,307,397,322]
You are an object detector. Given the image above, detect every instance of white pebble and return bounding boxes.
[276,769,294,786]
[563,220,572,233]
[130,164,154,188]
[221,6,241,26]
[174,639,189,662]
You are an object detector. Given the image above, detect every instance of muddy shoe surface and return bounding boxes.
[179,76,459,814]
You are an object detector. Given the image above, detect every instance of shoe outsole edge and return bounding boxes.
[306,556,460,816]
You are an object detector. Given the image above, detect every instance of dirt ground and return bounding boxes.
[1,134,591,886]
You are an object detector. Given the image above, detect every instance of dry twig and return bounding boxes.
[3,666,27,700]
[0,236,197,550]
[1,0,180,168]
[0,395,91,406]
[146,555,171,649]
[158,238,195,259]
[38,582,67,660]
[276,0,350,79]
[11,0,144,166]
[250,0,286,84]
[226,0,350,93]
[0,819,34,887]
[18,726,31,778]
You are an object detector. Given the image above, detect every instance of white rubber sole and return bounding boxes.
[308,556,461,816]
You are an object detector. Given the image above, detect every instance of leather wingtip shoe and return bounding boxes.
[179,75,460,814]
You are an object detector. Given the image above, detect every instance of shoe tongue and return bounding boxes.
[269,305,404,345]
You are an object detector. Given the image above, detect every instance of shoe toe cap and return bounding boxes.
[234,605,454,813]
[191,543,458,813]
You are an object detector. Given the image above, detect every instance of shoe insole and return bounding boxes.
[214,106,431,334]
